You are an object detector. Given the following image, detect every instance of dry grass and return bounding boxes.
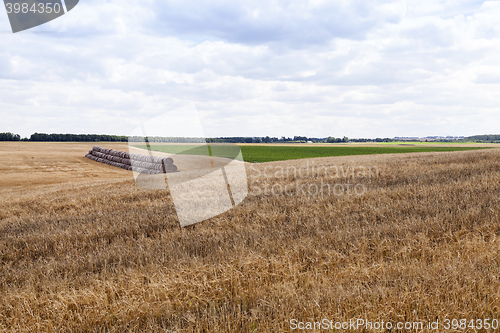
[1,143,500,332]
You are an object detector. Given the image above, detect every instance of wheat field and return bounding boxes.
[1,142,500,332]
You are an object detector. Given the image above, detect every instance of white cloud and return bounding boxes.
[1,0,500,138]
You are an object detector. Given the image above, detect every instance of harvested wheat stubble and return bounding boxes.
[2,148,500,332]
[86,146,177,174]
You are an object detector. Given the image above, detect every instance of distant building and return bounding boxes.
[394,136,464,141]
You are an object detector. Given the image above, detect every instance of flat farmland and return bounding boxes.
[1,142,500,332]
[135,142,497,163]
[236,144,493,162]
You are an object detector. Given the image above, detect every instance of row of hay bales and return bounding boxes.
[85,146,178,174]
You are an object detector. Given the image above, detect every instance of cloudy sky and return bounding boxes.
[1,0,500,138]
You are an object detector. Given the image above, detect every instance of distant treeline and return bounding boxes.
[30,133,130,142]
[0,132,21,141]
[207,136,334,143]
[0,133,345,143]
[0,132,206,143]
[0,132,131,142]
[465,135,500,143]
[2,132,499,143]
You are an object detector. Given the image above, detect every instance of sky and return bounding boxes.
[1,0,500,139]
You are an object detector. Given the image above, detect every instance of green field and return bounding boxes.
[377,141,476,145]
[134,144,493,163]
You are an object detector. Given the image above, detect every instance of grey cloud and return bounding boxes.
[149,0,404,46]
[475,73,500,84]
[1,0,500,138]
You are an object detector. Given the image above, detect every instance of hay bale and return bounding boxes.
[92,151,105,159]
[165,165,177,173]
[137,167,145,173]
[91,151,104,158]
[87,147,177,174]
[150,156,163,164]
